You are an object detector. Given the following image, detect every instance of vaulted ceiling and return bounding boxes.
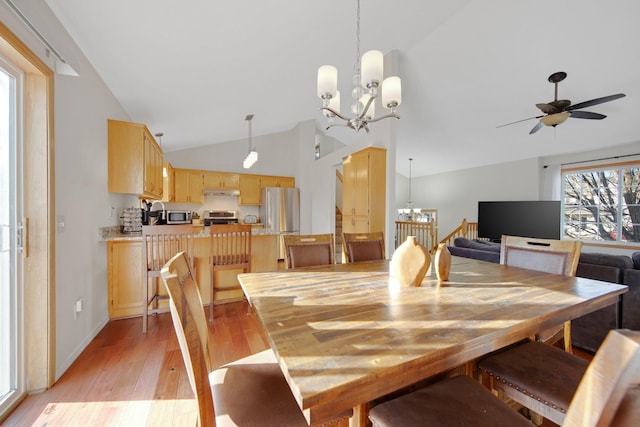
[45,0,640,177]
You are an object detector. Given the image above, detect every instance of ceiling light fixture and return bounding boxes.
[5,0,79,76]
[243,114,257,169]
[317,0,401,133]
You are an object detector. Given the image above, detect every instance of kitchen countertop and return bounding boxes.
[99,225,279,241]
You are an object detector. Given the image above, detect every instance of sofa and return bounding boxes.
[449,237,640,352]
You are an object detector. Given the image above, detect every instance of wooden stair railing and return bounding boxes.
[435,218,480,252]
[395,221,435,254]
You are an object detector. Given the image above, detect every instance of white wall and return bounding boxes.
[165,125,300,177]
[1,0,134,380]
[409,158,540,237]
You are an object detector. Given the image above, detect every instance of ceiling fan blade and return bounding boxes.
[497,114,544,128]
[529,121,543,134]
[570,110,607,120]
[567,93,626,111]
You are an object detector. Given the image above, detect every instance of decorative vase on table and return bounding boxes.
[390,236,431,287]
[434,243,452,281]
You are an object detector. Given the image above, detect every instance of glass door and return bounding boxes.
[0,55,23,416]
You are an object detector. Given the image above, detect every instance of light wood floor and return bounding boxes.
[1,302,269,426]
[2,301,591,426]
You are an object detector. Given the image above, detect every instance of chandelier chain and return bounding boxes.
[354,0,361,76]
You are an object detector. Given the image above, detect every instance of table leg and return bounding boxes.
[350,403,371,427]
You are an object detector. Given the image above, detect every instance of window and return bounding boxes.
[562,163,640,243]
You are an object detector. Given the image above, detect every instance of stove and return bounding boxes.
[203,210,239,226]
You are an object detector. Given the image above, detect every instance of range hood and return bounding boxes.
[203,189,240,196]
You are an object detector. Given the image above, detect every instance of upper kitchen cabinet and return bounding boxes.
[173,168,204,204]
[108,119,163,199]
[203,171,240,190]
[239,174,261,205]
[342,147,386,234]
[260,175,295,188]
[162,162,174,202]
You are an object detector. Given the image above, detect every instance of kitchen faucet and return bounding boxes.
[150,200,165,212]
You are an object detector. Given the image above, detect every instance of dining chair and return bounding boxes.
[500,234,583,352]
[209,224,251,321]
[161,252,351,427]
[142,224,194,333]
[369,329,640,427]
[282,233,335,268]
[342,232,385,263]
[471,235,583,423]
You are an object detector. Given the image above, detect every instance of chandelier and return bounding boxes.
[243,114,258,169]
[316,0,401,132]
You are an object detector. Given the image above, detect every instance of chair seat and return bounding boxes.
[211,349,351,426]
[368,375,531,427]
[478,341,589,414]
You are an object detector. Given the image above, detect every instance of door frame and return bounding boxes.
[0,20,55,414]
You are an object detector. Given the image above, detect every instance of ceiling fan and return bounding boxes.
[498,71,626,134]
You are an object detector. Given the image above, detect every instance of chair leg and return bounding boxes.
[564,321,573,353]
[143,275,148,333]
[209,264,214,322]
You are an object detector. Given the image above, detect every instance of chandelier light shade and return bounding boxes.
[323,91,341,117]
[317,0,401,133]
[243,114,258,169]
[382,76,402,109]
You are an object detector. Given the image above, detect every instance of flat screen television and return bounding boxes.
[477,201,561,241]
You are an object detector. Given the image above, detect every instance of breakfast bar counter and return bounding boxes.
[103,226,279,318]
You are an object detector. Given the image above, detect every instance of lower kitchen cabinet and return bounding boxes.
[106,234,279,318]
[107,241,143,318]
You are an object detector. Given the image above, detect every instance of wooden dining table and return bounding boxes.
[238,256,627,426]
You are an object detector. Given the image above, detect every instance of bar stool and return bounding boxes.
[142,224,194,333]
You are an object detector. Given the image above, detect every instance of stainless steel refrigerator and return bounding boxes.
[260,187,300,259]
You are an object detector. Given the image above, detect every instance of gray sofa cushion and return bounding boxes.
[453,237,501,253]
[448,245,500,263]
[632,252,640,270]
[579,252,633,270]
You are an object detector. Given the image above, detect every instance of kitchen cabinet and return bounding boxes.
[260,175,295,189]
[107,241,143,318]
[203,171,240,190]
[162,162,174,202]
[173,168,204,204]
[108,119,163,199]
[342,147,386,234]
[239,174,261,205]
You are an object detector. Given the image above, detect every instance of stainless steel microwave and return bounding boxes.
[166,210,192,224]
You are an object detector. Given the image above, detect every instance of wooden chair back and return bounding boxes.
[500,235,583,353]
[209,224,251,320]
[283,233,335,268]
[342,232,385,263]
[142,224,194,333]
[500,235,582,276]
[161,252,214,426]
[564,329,640,426]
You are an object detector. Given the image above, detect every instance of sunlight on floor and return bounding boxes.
[33,399,197,426]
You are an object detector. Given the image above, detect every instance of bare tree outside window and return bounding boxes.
[563,165,640,243]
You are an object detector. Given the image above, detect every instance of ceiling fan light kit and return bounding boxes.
[499,71,626,134]
[316,0,402,133]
